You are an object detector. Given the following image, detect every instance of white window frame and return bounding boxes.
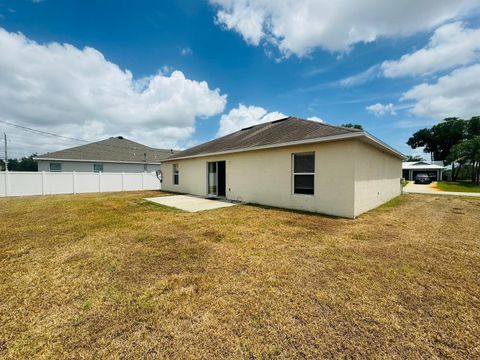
[49,162,62,172]
[93,163,104,173]
[173,164,179,185]
[292,152,315,196]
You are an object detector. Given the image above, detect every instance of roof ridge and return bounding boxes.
[240,117,289,131]
[238,116,362,134]
[235,116,338,133]
[289,117,361,133]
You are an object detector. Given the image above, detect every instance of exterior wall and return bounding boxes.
[353,141,402,217]
[37,160,160,173]
[162,140,357,218]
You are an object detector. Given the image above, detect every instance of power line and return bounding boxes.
[0,121,156,152]
[0,147,35,155]
[0,150,27,156]
[0,119,89,143]
[0,120,173,158]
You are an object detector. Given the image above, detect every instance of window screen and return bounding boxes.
[294,153,315,173]
[49,163,62,172]
[173,164,179,185]
[93,164,103,173]
[293,153,314,195]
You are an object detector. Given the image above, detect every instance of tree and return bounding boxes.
[4,154,38,171]
[341,123,363,130]
[447,143,468,181]
[407,117,467,161]
[463,136,480,184]
[407,117,474,179]
[467,116,480,138]
[448,136,480,184]
[404,155,426,162]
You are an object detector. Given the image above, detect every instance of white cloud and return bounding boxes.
[366,103,397,117]
[339,65,380,87]
[217,104,285,137]
[382,22,480,78]
[401,64,480,119]
[210,0,478,56]
[339,22,480,87]
[214,1,266,45]
[0,28,227,155]
[181,47,192,56]
[307,116,324,122]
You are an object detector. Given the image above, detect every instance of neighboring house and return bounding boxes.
[35,136,177,173]
[402,161,444,181]
[161,117,404,218]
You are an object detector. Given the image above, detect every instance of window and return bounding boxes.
[173,164,179,185]
[143,164,148,172]
[49,163,62,172]
[93,164,104,173]
[293,153,315,195]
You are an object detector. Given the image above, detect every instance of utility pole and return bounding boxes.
[3,133,7,172]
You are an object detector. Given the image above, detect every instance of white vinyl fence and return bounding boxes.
[0,171,161,197]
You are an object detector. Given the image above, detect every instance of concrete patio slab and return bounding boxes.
[145,195,238,212]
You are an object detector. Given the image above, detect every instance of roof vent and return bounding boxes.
[117,136,124,139]
[241,125,255,131]
[271,117,289,124]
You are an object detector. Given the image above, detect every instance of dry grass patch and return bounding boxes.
[0,191,479,358]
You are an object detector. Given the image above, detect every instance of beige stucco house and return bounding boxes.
[161,117,404,218]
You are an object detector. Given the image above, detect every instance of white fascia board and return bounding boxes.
[361,132,406,159]
[33,157,161,165]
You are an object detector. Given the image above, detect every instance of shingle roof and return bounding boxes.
[35,137,178,163]
[165,117,362,160]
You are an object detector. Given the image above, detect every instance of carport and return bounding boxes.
[402,161,444,181]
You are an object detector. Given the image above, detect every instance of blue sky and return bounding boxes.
[1,0,480,158]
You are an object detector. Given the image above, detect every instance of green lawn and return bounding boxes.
[436,181,480,193]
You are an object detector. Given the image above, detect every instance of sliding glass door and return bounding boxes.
[207,161,226,197]
[208,162,217,196]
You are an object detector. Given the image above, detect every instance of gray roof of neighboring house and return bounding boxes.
[35,136,178,163]
[164,116,396,161]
